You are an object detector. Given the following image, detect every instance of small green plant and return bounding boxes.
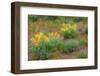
[79,38,87,46]
[63,39,80,53]
[77,51,88,58]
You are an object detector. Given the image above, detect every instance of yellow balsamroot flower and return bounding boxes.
[39,32,44,36]
[35,35,40,42]
[48,32,60,37]
[61,23,77,31]
[60,26,68,32]
[31,37,37,43]
[34,32,44,42]
[35,33,40,38]
[43,36,49,42]
[31,32,49,43]
[61,23,71,32]
[68,24,77,30]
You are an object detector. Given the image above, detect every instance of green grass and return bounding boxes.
[77,51,88,58]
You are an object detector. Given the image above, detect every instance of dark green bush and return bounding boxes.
[63,39,80,53]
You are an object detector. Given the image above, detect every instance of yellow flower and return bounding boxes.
[43,36,49,42]
[39,32,44,36]
[48,32,60,38]
[31,37,36,43]
[60,26,68,32]
[34,32,44,42]
[31,32,50,43]
[35,34,40,42]
[35,33,40,38]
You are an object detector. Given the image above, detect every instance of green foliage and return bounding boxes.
[79,38,87,46]
[28,15,87,24]
[77,51,88,58]
[61,16,87,24]
[32,40,51,60]
[60,28,79,38]
[63,39,80,53]
[71,17,87,23]
[32,38,63,60]
[28,15,39,22]
[47,37,64,51]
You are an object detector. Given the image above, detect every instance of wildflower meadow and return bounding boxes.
[28,15,88,60]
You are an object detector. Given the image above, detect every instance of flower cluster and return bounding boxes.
[31,32,49,44]
[60,23,77,32]
[48,32,60,38]
[60,23,78,38]
[31,23,78,44]
[31,31,61,44]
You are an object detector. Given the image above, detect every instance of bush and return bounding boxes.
[60,24,79,38]
[77,51,88,58]
[31,38,63,60]
[47,37,64,51]
[60,28,79,38]
[63,39,80,53]
[32,40,51,60]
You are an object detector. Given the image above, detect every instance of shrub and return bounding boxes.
[77,51,88,58]
[32,40,51,60]
[31,38,63,60]
[63,39,80,53]
[60,29,79,38]
[47,37,64,51]
[60,24,79,38]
